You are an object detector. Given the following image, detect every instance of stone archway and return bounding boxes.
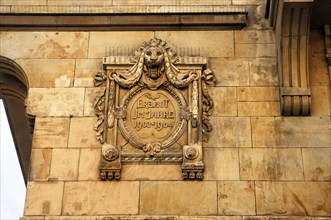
[0,56,35,184]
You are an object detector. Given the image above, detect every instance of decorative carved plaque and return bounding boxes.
[94,38,215,180]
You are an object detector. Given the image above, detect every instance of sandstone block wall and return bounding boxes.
[1,1,330,219]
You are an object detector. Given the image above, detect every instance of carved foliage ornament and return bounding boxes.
[94,38,215,180]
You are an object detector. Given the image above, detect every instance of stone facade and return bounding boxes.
[0,0,330,219]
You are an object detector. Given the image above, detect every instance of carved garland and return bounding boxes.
[93,38,215,180]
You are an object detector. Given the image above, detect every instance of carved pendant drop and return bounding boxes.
[93,38,215,180]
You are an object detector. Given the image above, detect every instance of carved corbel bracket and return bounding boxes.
[272,0,314,115]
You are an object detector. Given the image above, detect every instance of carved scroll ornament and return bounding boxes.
[94,38,215,180]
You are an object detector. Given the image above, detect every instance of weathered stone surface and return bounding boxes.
[24,181,64,215]
[45,216,99,220]
[256,182,331,216]
[49,149,80,180]
[239,148,304,180]
[0,0,46,5]
[218,181,256,215]
[140,181,217,215]
[156,31,234,58]
[180,0,231,5]
[238,102,280,116]
[78,148,101,180]
[180,217,242,220]
[309,30,330,86]
[302,148,331,181]
[16,59,75,88]
[207,117,251,148]
[112,0,179,5]
[68,117,101,148]
[237,87,279,102]
[251,117,331,148]
[84,87,105,116]
[20,217,45,220]
[0,6,10,12]
[121,165,182,180]
[249,58,278,86]
[30,149,52,181]
[27,88,85,117]
[245,5,269,30]
[311,86,330,116]
[88,32,154,58]
[235,30,275,44]
[47,0,112,5]
[32,117,70,148]
[100,216,177,220]
[204,148,239,180]
[233,0,265,4]
[209,58,249,86]
[74,59,103,87]
[0,32,88,59]
[209,87,237,116]
[235,44,276,58]
[242,217,330,220]
[63,181,139,215]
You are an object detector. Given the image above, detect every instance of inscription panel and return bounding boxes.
[94,38,215,180]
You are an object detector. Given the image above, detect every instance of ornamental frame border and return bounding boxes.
[93,38,215,181]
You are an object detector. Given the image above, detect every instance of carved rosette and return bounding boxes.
[94,38,215,180]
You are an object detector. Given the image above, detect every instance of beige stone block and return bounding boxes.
[32,117,70,148]
[68,117,102,148]
[309,54,330,86]
[99,216,177,220]
[311,86,330,116]
[235,44,276,58]
[47,0,112,5]
[235,30,275,44]
[207,117,251,148]
[113,0,179,5]
[256,182,331,216]
[30,149,52,181]
[20,217,45,220]
[233,0,265,4]
[88,32,154,58]
[74,59,103,87]
[302,148,331,181]
[49,149,79,180]
[140,181,217,215]
[27,88,85,117]
[24,181,63,215]
[237,87,279,102]
[238,102,280,116]
[180,0,231,5]
[84,87,105,116]
[156,31,234,58]
[122,165,182,180]
[251,117,331,148]
[0,0,46,5]
[78,148,101,180]
[63,181,139,215]
[16,59,75,88]
[218,181,255,215]
[204,148,239,180]
[210,87,237,116]
[249,58,278,86]
[239,148,304,180]
[209,58,249,86]
[180,217,241,220]
[309,30,326,56]
[0,6,10,13]
[0,32,88,59]
[45,216,99,220]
